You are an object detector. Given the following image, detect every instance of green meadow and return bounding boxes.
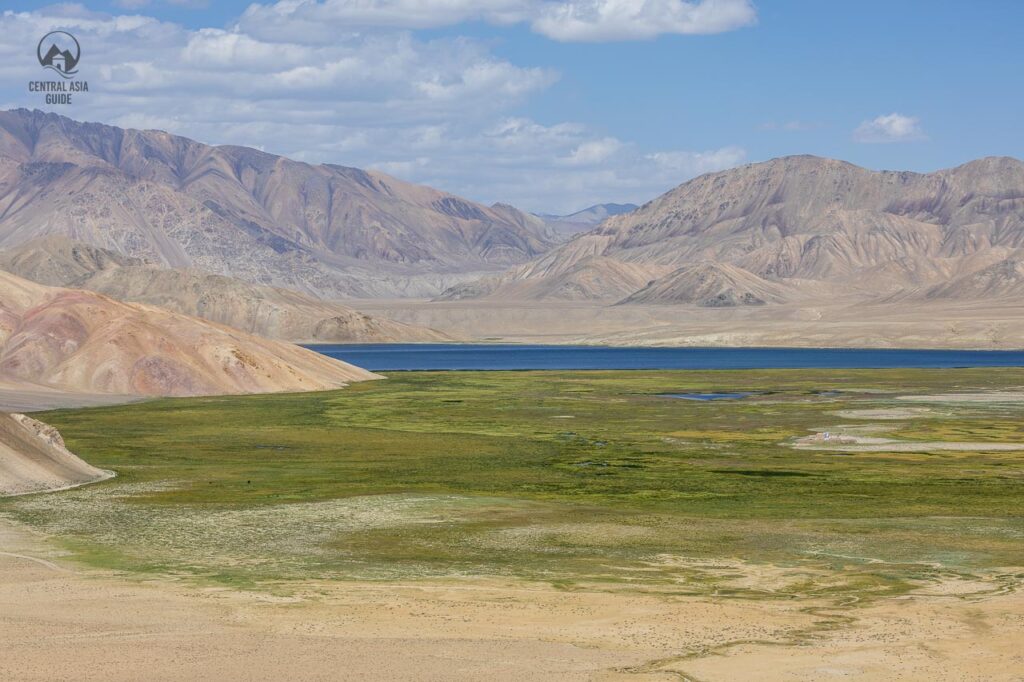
[3,369,1023,598]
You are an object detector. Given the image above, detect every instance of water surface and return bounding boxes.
[307,343,1024,371]
[662,392,754,401]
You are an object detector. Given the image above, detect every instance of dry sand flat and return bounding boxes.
[349,298,1024,350]
[0,382,141,412]
[1,520,1022,681]
[678,589,1024,681]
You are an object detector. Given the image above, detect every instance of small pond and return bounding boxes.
[660,392,754,401]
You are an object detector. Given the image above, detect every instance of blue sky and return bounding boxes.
[2,1,1022,213]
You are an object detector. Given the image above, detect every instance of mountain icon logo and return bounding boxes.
[37,31,80,78]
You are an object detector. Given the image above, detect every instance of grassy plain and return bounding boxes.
[2,369,1022,600]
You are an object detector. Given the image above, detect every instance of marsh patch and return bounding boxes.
[711,469,816,477]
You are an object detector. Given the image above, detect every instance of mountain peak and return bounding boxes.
[0,108,554,298]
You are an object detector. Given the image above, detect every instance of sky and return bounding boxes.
[1,1,1022,214]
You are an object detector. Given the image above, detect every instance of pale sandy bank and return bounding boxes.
[0,413,112,497]
[0,520,1021,681]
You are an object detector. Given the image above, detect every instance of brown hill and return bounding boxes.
[0,109,554,298]
[438,234,668,301]
[922,256,1024,300]
[620,261,790,306]
[0,237,144,285]
[445,155,1024,304]
[0,412,111,496]
[0,237,452,343]
[0,270,377,396]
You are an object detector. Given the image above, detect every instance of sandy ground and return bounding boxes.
[1,520,1022,681]
[0,382,143,412]
[794,434,1024,452]
[349,298,1024,349]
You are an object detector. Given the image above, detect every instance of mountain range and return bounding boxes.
[538,203,639,239]
[0,237,451,343]
[446,155,1024,306]
[2,108,1024,351]
[0,109,554,299]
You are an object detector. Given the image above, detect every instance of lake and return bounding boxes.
[306,343,1024,371]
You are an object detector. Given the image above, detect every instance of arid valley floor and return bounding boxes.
[2,369,1022,680]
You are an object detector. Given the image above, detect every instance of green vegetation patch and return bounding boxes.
[2,368,1022,597]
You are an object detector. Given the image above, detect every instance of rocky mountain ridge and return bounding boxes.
[0,237,452,343]
[0,108,555,298]
[446,155,1024,305]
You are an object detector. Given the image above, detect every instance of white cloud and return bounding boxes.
[236,0,756,43]
[375,119,746,211]
[853,113,926,143]
[236,0,530,40]
[645,146,747,175]
[0,5,745,213]
[533,0,756,42]
[561,137,622,165]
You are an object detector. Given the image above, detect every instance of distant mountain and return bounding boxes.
[538,203,639,239]
[0,237,452,343]
[438,234,666,301]
[0,109,555,298]
[922,257,1024,300]
[444,155,1024,306]
[619,261,790,307]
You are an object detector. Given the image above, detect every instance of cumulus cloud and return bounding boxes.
[560,137,623,165]
[236,0,756,43]
[1,5,745,212]
[645,146,747,175]
[853,113,926,143]
[2,9,553,120]
[383,120,746,211]
[532,0,756,42]
[236,0,529,41]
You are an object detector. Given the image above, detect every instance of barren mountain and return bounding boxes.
[620,261,790,306]
[922,256,1024,300]
[0,270,377,396]
[446,155,1024,305]
[0,237,451,343]
[538,203,639,240]
[0,236,144,285]
[0,412,111,496]
[0,109,554,298]
[438,234,668,301]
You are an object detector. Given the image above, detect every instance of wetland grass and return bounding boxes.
[3,368,1022,598]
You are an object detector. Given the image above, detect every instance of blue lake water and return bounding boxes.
[306,343,1024,371]
[662,392,755,401]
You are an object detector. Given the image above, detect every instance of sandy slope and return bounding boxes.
[0,382,140,412]
[0,520,1020,681]
[0,413,111,496]
[0,270,378,396]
